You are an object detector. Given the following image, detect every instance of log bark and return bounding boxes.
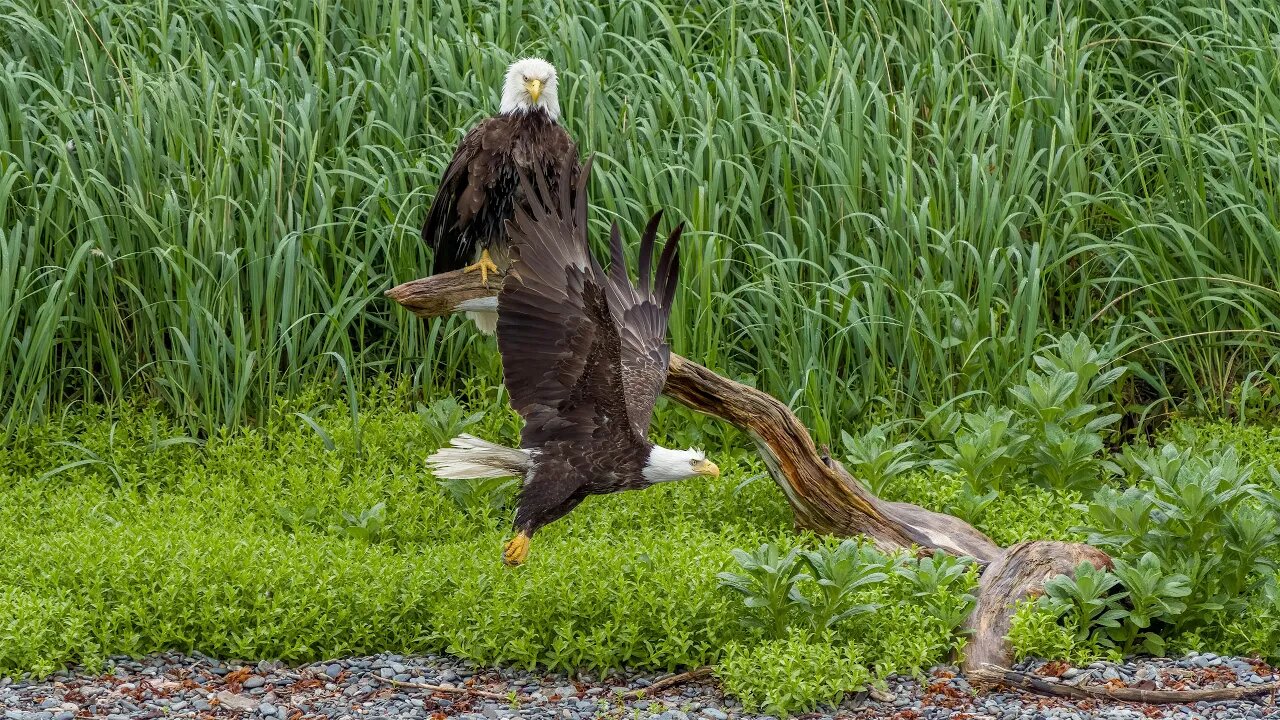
[961,542,1113,674]
[385,270,1110,676]
[385,269,503,319]
[663,355,1001,561]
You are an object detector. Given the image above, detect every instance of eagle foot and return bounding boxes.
[462,249,501,286]
[502,532,531,566]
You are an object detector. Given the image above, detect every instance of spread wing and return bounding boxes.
[497,155,684,447]
[603,212,683,437]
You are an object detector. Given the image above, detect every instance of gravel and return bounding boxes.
[1,651,1278,719]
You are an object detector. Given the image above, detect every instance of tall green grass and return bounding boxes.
[2,0,1278,436]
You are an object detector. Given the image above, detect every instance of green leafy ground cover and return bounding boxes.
[3,377,1280,714]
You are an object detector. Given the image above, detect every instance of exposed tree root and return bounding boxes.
[620,666,715,699]
[971,666,1280,704]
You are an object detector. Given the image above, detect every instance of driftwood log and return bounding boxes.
[386,269,1108,674]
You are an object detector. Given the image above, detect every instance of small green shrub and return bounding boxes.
[1007,598,1108,665]
[717,630,871,716]
[841,426,922,497]
[798,540,890,632]
[437,477,520,517]
[718,540,897,641]
[417,397,486,449]
[1016,441,1280,662]
[895,552,979,638]
[1079,444,1279,633]
[933,333,1126,495]
[717,543,810,639]
[931,407,1027,495]
[1040,561,1127,645]
[1107,553,1192,655]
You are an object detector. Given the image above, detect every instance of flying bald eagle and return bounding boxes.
[421,57,579,334]
[426,157,720,565]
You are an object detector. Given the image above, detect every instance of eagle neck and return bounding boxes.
[499,107,559,125]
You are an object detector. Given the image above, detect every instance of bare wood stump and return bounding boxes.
[962,541,1113,674]
[385,269,1115,675]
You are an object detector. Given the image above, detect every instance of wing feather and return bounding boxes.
[603,215,684,438]
[498,155,684,448]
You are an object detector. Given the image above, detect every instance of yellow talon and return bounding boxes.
[503,532,531,566]
[462,249,501,286]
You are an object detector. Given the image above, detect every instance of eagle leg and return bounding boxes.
[462,249,501,286]
[502,532,531,565]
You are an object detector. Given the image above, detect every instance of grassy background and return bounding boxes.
[3,0,1280,439]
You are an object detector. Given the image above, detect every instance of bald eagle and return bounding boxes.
[426,157,720,565]
[421,57,579,334]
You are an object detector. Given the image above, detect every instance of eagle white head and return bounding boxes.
[643,446,720,484]
[500,57,561,121]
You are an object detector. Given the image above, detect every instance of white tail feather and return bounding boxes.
[466,310,499,335]
[427,434,529,479]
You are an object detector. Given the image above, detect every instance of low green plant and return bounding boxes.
[840,426,922,497]
[276,504,324,534]
[1040,561,1127,645]
[331,502,392,544]
[1015,442,1280,662]
[1107,553,1191,655]
[932,334,1126,495]
[1079,444,1280,631]
[717,544,809,640]
[930,407,1027,495]
[1020,555,1192,658]
[894,552,978,637]
[417,397,486,449]
[717,630,871,716]
[437,476,520,517]
[798,540,889,632]
[1006,598,1105,665]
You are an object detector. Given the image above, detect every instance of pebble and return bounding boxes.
[0,651,1275,720]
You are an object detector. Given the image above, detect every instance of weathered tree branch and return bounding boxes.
[385,270,1108,674]
[385,270,502,319]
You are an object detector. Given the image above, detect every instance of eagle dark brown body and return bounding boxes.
[421,110,578,274]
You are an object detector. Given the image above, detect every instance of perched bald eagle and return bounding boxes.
[421,57,580,334]
[427,157,720,565]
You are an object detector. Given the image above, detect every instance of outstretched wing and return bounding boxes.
[602,214,684,437]
[497,154,617,447]
[497,155,684,448]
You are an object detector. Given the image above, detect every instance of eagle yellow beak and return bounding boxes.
[525,78,543,102]
[692,459,720,477]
